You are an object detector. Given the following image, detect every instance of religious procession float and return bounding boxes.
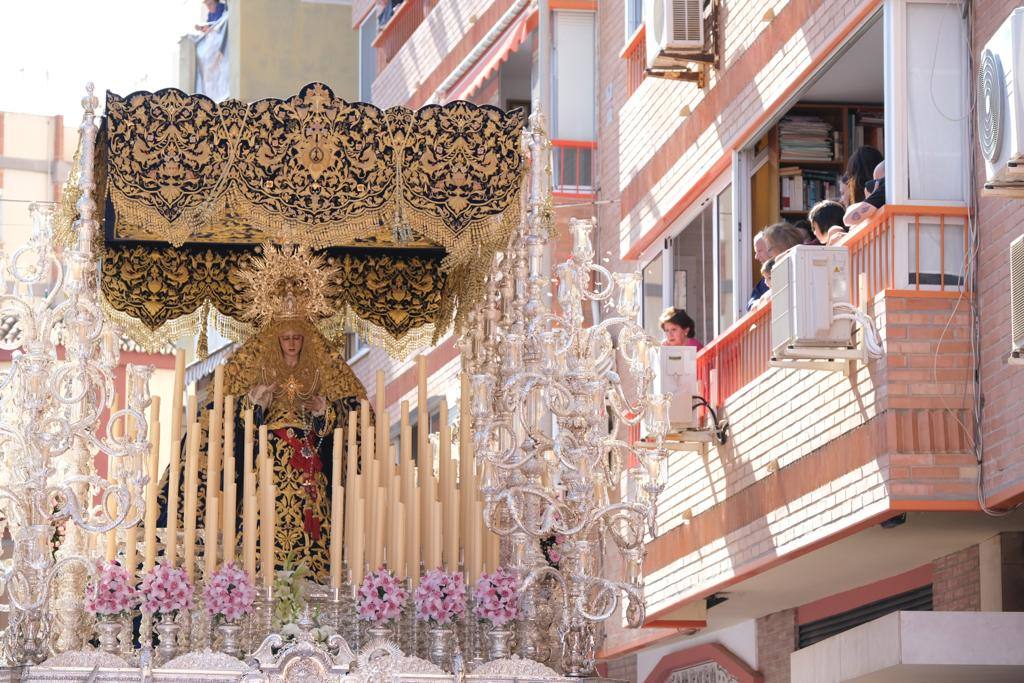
[0,83,673,682]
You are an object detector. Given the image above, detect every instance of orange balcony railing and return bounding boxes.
[621,25,646,96]
[696,204,969,407]
[374,0,432,71]
[552,140,597,197]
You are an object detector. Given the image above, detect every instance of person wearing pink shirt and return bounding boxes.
[659,307,704,351]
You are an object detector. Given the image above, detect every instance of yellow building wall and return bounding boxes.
[229,0,359,103]
[4,113,52,159]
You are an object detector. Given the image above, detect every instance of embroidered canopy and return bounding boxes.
[70,82,526,356]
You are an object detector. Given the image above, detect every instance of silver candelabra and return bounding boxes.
[0,85,152,663]
[463,116,670,677]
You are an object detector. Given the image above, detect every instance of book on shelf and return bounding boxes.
[779,168,841,213]
[778,114,838,161]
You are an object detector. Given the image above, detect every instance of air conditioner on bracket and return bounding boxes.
[654,345,698,430]
[644,0,705,70]
[1011,234,1024,362]
[979,8,1024,189]
[771,246,852,358]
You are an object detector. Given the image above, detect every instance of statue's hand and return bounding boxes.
[305,395,327,416]
[250,383,275,408]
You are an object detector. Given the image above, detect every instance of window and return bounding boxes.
[717,184,735,332]
[625,0,643,39]
[642,252,664,341]
[359,12,378,103]
[552,11,596,142]
[344,332,369,361]
[671,205,714,342]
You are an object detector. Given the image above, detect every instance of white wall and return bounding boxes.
[634,620,759,683]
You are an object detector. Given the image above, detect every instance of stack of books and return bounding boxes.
[780,167,841,212]
[779,115,838,161]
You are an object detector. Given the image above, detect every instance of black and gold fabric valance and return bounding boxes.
[77,82,526,356]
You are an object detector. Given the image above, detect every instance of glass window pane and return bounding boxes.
[717,184,734,332]
[643,252,664,341]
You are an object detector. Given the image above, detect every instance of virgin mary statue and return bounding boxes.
[161,243,367,582]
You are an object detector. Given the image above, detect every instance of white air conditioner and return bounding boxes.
[771,246,852,357]
[1012,234,1024,358]
[654,345,697,430]
[979,9,1024,187]
[644,0,705,71]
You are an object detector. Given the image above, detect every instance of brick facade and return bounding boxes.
[604,653,638,683]
[933,544,982,612]
[972,1,1024,509]
[755,609,795,683]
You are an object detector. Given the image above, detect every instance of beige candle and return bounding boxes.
[343,411,360,571]
[429,498,443,570]
[439,400,459,571]
[165,351,185,567]
[259,426,274,587]
[469,499,484,582]
[205,367,225,542]
[375,370,390,479]
[242,409,256,580]
[399,402,418,584]
[364,431,379,569]
[349,498,364,586]
[183,426,201,580]
[458,371,476,578]
[221,396,236,564]
[143,397,162,572]
[329,428,344,589]
[389,477,404,577]
[204,496,220,579]
[372,493,387,570]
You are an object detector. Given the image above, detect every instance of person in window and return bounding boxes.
[844,161,886,226]
[762,258,776,291]
[842,146,883,205]
[746,231,771,311]
[660,307,704,351]
[808,200,848,245]
[196,0,227,32]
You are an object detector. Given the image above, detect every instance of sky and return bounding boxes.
[0,1,203,121]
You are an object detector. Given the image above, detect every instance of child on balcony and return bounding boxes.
[660,307,704,351]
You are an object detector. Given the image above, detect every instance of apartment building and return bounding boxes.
[588,1,1024,682]
[350,0,598,444]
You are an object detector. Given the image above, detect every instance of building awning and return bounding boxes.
[446,7,537,101]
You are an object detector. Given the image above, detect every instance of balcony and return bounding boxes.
[375,0,433,72]
[552,140,597,198]
[605,205,988,654]
[621,25,646,96]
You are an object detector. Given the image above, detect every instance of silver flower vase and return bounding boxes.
[428,625,455,672]
[95,614,123,656]
[487,627,514,661]
[367,622,394,641]
[217,621,242,659]
[154,612,180,666]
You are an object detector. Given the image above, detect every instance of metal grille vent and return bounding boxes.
[797,585,933,649]
[978,49,1005,163]
[672,0,702,43]
[1012,234,1024,354]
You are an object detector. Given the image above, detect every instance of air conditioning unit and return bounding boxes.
[979,9,1024,188]
[1012,234,1024,359]
[644,0,705,71]
[654,345,698,430]
[771,246,852,357]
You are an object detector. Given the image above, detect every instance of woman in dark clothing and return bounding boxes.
[843,146,883,204]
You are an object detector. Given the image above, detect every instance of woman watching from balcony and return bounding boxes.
[660,307,704,351]
[808,200,848,245]
[844,161,886,227]
[843,146,883,204]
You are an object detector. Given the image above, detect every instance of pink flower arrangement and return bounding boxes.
[204,562,257,623]
[139,563,194,616]
[357,567,408,624]
[85,560,138,616]
[414,568,466,626]
[473,568,519,627]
